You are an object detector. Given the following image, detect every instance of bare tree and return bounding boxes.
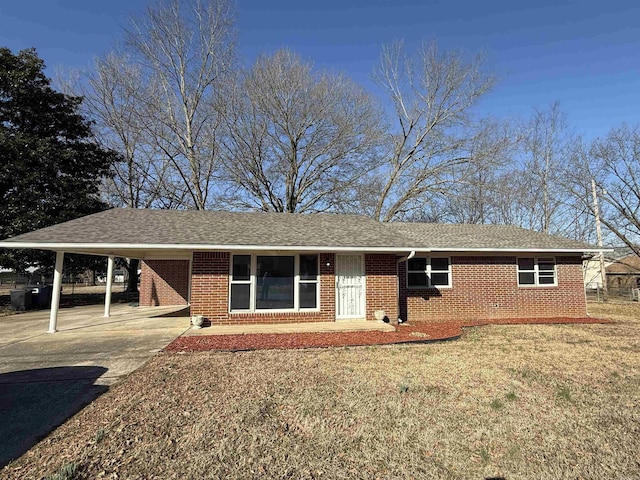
[219,49,383,213]
[368,41,497,222]
[125,0,236,210]
[573,124,640,255]
[81,53,168,209]
[59,53,168,290]
[518,102,572,233]
[63,0,235,289]
[437,118,515,224]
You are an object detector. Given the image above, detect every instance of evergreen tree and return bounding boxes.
[0,48,118,273]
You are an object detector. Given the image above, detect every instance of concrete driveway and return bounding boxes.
[0,303,189,467]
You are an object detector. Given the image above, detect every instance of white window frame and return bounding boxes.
[406,256,452,289]
[298,254,320,310]
[229,254,252,310]
[229,253,320,313]
[517,257,557,287]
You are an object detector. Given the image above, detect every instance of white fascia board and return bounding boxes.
[427,247,611,254]
[0,242,608,255]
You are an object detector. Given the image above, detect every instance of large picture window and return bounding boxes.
[407,257,451,288]
[230,254,319,312]
[517,257,557,286]
[257,256,294,309]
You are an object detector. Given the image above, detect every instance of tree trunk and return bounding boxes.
[126,258,140,293]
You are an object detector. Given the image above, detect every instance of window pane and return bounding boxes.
[518,272,535,285]
[408,257,427,271]
[408,272,428,287]
[517,258,534,270]
[538,273,555,284]
[300,254,318,280]
[538,261,555,271]
[230,284,250,310]
[232,255,251,280]
[431,257,449,271]
[299,283,317,309]
[256,256,294,309]
[431,272,449,286]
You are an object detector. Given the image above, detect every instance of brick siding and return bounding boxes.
[398,255,586,322]
[139,259,190,306]
[365,254,399,323]
[190,252,339,324]
[141,252,587,325]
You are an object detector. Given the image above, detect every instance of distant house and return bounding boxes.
[583,246,633,290]
[0,209,602,327]
[96,269,127,284]
[0,266,40,285]
[606,252,640,289]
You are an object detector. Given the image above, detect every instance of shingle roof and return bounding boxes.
[0,208,599,253]
[391,222,593,251]
[1,209,411,249]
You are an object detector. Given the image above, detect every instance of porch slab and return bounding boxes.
[183,320,395,336]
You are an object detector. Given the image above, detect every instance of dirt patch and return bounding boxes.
[166,317,609,352]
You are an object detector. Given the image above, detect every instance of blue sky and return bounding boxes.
[1,0,639,140]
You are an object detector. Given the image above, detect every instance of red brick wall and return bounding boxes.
[365,254,399,323]
[190,252,229,321]
[398,255,586,322]
[190,252,337,324]
[139,259,189,307]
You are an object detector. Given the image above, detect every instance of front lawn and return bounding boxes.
[3,301,639,479]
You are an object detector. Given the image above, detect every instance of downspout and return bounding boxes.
[397,250,416,264]
[396,251,416,324]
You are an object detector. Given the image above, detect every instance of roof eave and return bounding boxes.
[426,247,610,254]
[0,242,607,255]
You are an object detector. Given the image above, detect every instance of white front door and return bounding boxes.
[336,254,365,319]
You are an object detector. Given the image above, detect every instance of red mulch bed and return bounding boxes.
[165,317,611,353]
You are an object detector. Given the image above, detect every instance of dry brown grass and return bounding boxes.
[3,301,640,479]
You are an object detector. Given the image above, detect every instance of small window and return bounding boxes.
[518,257,557,286]
[230,255,251,310]
[430,258,450,286]
[232,255,251,280]
[298,254,318,309]
[407,257,451,288]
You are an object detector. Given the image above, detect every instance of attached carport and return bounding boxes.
[0,246,190,333]
[0,226,193,333]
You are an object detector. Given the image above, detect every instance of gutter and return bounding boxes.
[0,242,608,255]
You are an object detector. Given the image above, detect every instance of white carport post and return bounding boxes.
[104,255,114,317]
[48,251,64,333]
